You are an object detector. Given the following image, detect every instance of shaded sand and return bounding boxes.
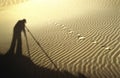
[19,12,120,78]
[0,54,86,78]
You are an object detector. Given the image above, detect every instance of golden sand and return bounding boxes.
[21,12,120,78]
[0,0,120,78]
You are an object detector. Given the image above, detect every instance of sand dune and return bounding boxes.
[17,11,120,78]
[0,0,120,78]
[0,0,28,7]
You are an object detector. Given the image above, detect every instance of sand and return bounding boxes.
[0,0,120,78]
[18,12,120,78]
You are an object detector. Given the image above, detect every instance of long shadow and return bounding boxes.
[0,54,87,78]
[0,19,87,78]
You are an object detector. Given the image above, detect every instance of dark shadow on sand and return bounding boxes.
[0,19,87,78]
[0,54,87,78]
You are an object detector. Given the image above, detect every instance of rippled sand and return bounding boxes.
[21,12,120,78]
[0,0,120,78]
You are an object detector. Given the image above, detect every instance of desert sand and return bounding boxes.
[0,0,120,78]
[24,13,120,78]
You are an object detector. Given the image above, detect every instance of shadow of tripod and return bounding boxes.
[2,20,87,78]
[7,19,58,70]
[25,26,58,70]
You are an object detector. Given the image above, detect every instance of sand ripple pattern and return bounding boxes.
[0,0,28,7]
[21,9,120,78]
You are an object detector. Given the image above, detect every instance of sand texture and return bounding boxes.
[19,12,120,78]
[0,0,120,78]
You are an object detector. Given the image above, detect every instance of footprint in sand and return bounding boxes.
[54,22,57,25]
[77,34,81,37]
[105,46,112,50]
[77,34,85,40]
[78,36,86,40]
[61,25,65,28]
[61,25,65,27]
[92,41,97,44]
[68,30,74,34]
[56,24,60,26]
[62,27,67,29]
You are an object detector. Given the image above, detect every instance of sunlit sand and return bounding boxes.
[0,0,120,78]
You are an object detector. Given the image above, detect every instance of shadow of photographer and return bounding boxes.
[0,19,87,78]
